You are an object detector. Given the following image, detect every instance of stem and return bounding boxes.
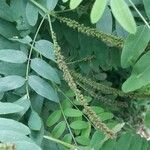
[47,14,53,37]
[30,0,47,13]
[58,101,78,146]
[43,136,77,149]
[57,86,97,130]
[25,15,46,98]
[128,0,150,29]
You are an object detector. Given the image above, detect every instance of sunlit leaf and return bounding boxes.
[90,0,107,24]
[70,0,82,9]
[62,0,69,2]
[110,0,136,33]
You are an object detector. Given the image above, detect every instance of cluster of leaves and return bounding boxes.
[46,90,116,146]
[0,0,150,150]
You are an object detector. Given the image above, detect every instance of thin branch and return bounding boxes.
[25,14,46,98]
[58,101,78,146]
[57,86,97,130]
[129,0,150,29]
[43,136,77,149]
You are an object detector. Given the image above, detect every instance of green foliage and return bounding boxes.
[26,2,38,26]
[45,0,58,11]
[90,0,107,24]
[144,108,150,129]
[0,76,25,92]
[121,25,150,68]
[0,102,24,114]
[34,40,56,61]
[47,110,62,127]
[96,7,112,34]
[0,49,27,63]
[64,108,83,117]
[28,75,59,102]
[91,132,150,150]
[0,0,150,149]
[28,109,42,131]
[51,121,66,138]
[70,120,89,130]
[122,51,150,92]
[0,118,30,135]
[143,0,150,19]
[31,58,60,84]
[69,0,83,9]
[110,0,137,34]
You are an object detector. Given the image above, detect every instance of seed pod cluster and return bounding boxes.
[51,14,123,48]
[0,143,16,150]
[50,29,115,138]
[77,82,128,108]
